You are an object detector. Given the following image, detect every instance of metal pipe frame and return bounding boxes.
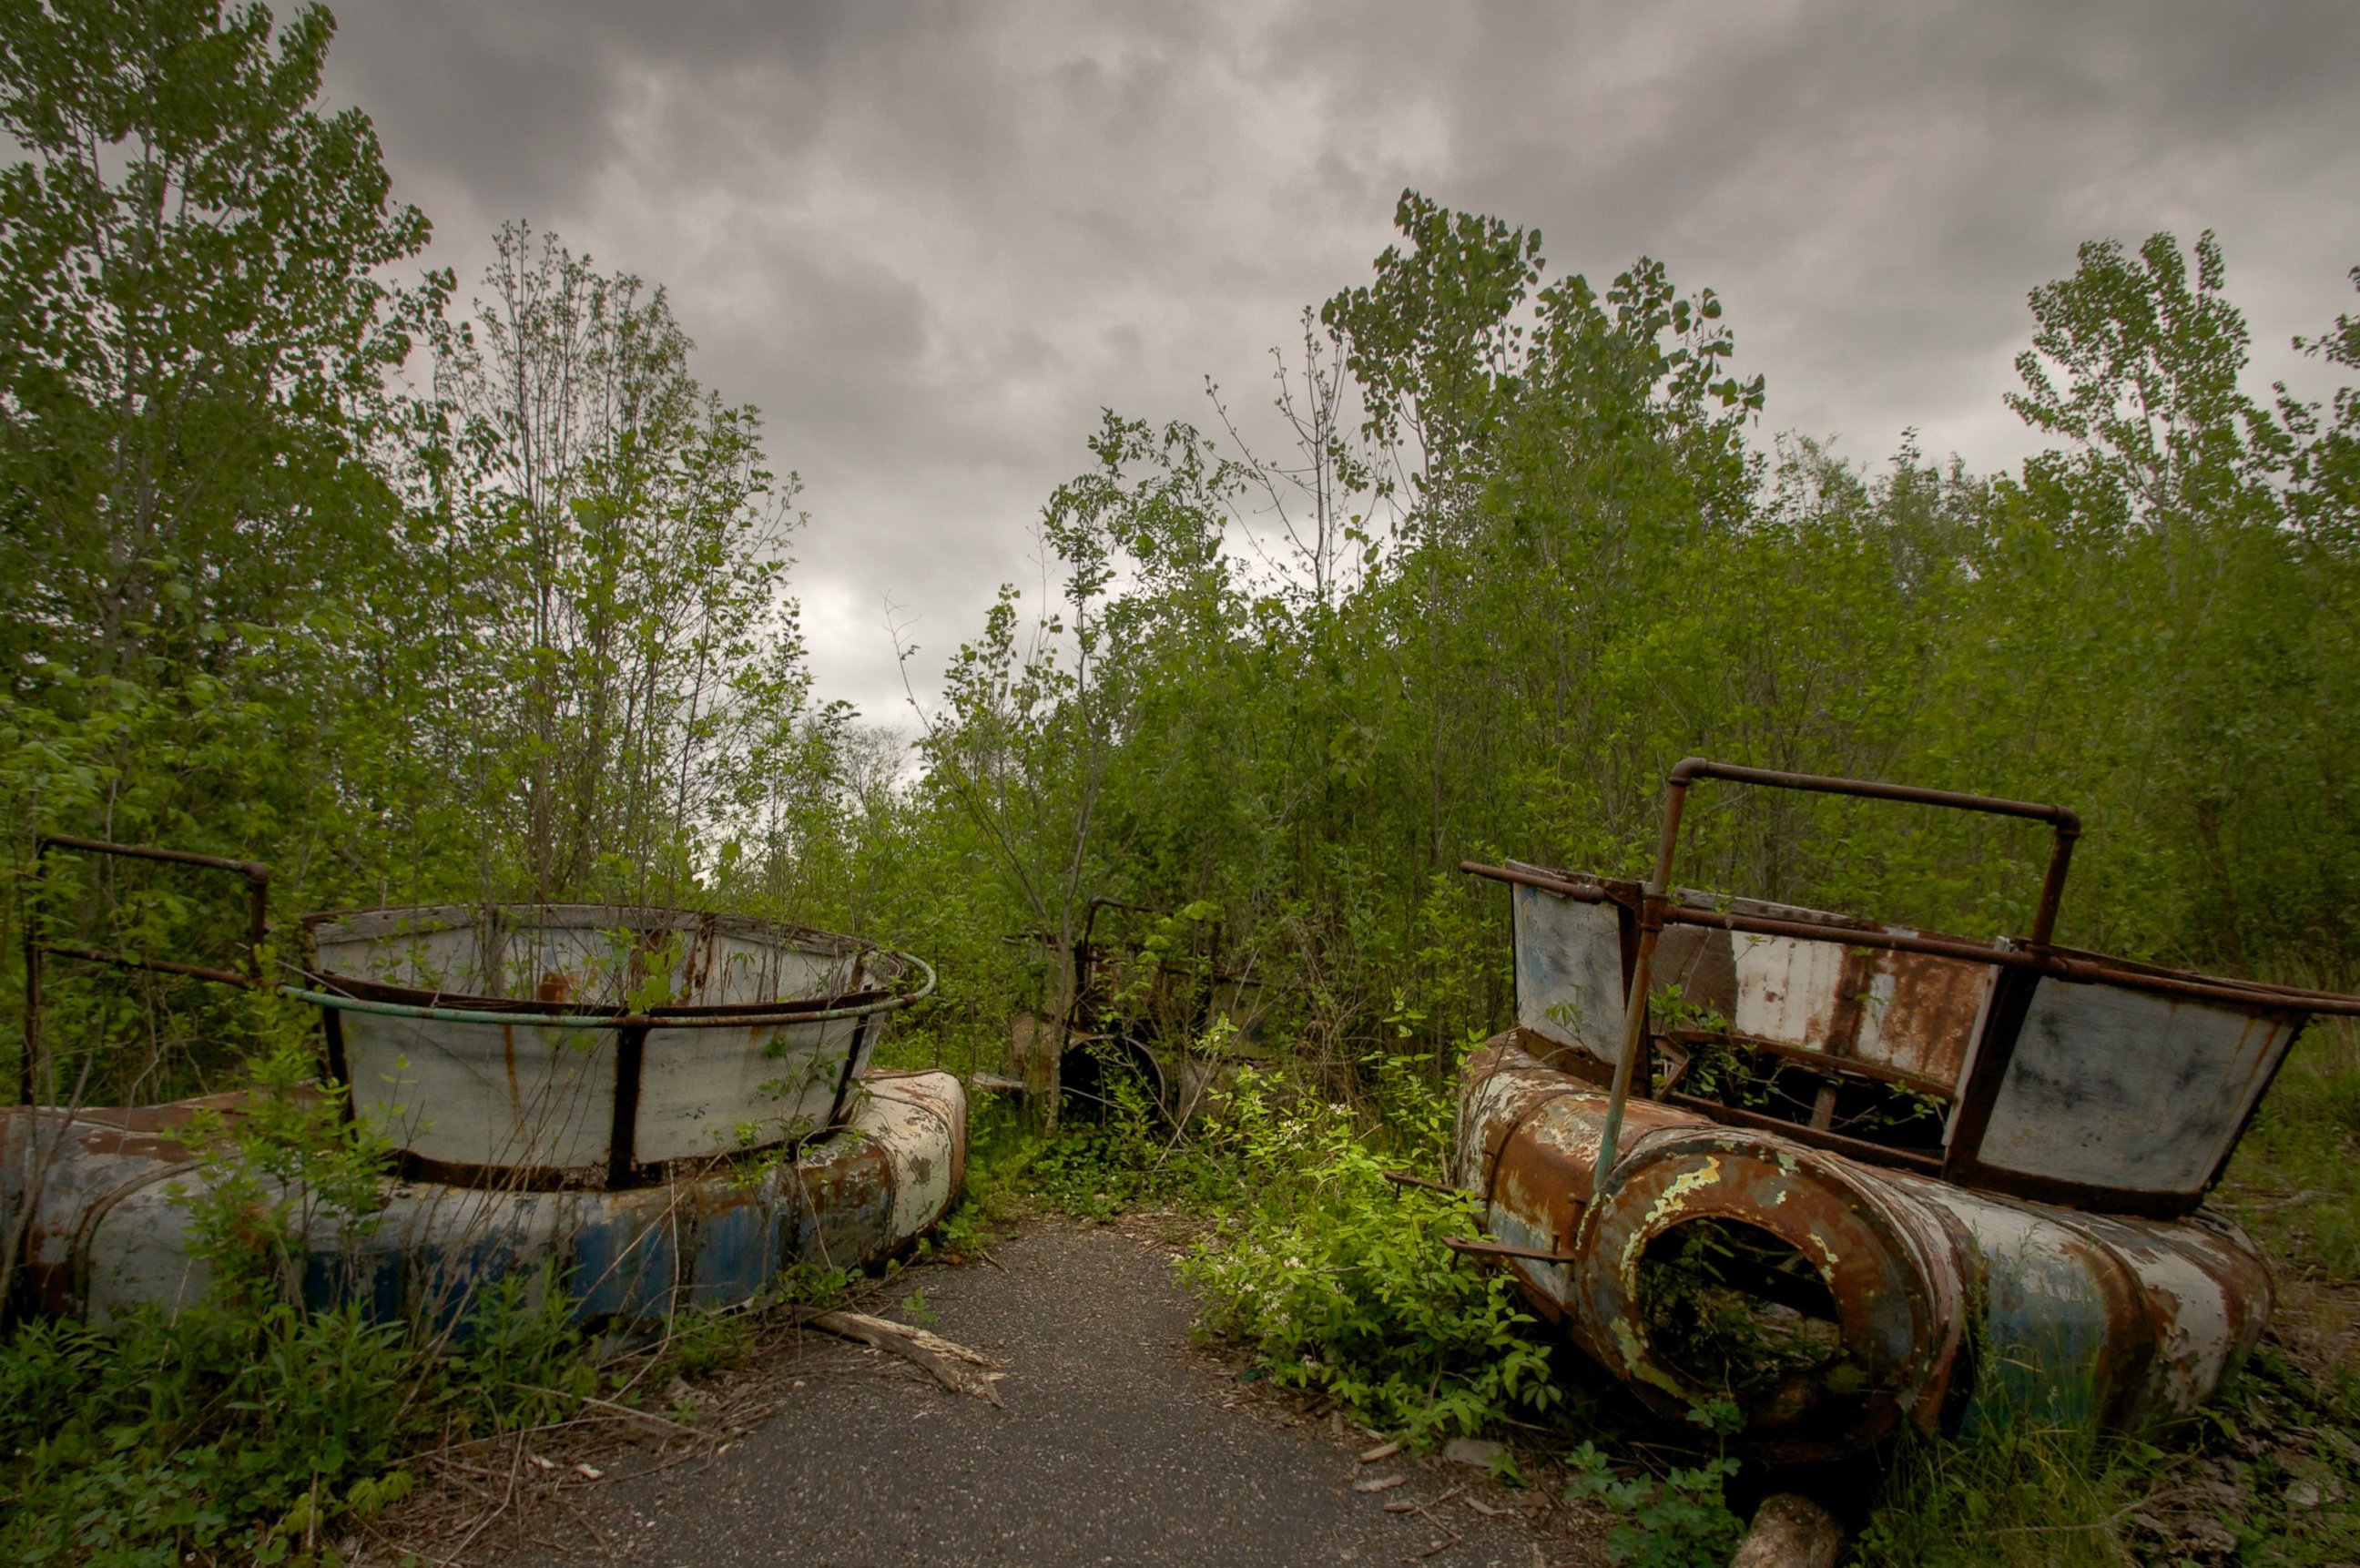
[1464,860,2360,1018]
[1475,757,2353,1208]
[21,836,272,1105]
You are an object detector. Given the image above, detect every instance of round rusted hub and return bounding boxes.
[1572,1126,1965,1461]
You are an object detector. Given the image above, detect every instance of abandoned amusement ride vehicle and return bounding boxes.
[3,836,964,1329]
[1441,759,2360,1462]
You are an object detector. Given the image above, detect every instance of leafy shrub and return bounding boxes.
[1565,1438,1745,1568]
[1180,1050,1561,1441]
[0,1303,421,1566]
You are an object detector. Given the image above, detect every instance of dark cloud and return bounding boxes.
[319,0,2360,723]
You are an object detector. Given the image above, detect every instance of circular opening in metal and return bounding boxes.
[1060,1034,1169,1125]
[1634,1217,1848,1407]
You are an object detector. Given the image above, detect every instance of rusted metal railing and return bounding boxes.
[1587,759,2081,1187]
[20,836,272,1105]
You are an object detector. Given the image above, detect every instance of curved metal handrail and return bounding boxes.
[280,950,937,1028]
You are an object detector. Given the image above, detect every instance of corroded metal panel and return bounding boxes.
[1893,1181,2137,1431]
[1897,1178,2272,1434]
[1974,980,2300,1195]
[81,1174,214,1319]
[310,905,485,994]
[862,1073,968,1246]
[685,932,847,1008]
[1651,919,1992,1092]
[341,1012,621,1174]
[1846,948,1992,1087]
[2061,1205,2272,1425]
[1510,876,1624,1060]
[1729,932,1845,1044]
[0,1094,308,1318]
[633,1015,860,1163]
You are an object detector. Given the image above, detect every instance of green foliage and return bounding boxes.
[402,220,809,906]
[1182,1052,1561,1442]
[175,1033,390,1308]
[1856,1415,2180,1568]
[2231,1019,2360,1283]
[0,0,430,699]
[0,1247,799,1563]
[1019,1037,1237,1217]
[1565,1437,1745,1568]
[0,0,435,1098]
[1856,1333,2360,1566]
[0,1303,422,1566]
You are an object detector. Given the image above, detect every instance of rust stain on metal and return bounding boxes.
[5,1074,967,1327]
[1454,758,2353,1460]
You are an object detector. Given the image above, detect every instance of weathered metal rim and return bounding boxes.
[283,950,937,1030]
[300,968,895,1018]
[1462,860,2360,1015]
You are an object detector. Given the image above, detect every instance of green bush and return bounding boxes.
[1180,1051,1561,1441]
[1565,1427,1745,1568]
[0,1304,421,1566]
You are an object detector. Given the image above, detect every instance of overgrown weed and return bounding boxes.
[1565,1404,1746,1568]
[1853,1358,2360,1568]
[2229,1018,2360,1283]
[1179,1046,1562,1442]
[971,1031,1748,1556]
[1856,1412,2170,1568]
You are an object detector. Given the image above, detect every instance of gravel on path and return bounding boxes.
[528,1219,1596,1567]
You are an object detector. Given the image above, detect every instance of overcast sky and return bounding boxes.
[320,1,2360,727]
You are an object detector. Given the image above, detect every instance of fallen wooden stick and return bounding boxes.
[803,1308,996,1366]
[798,1309,1006,1406]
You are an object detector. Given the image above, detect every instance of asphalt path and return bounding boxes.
[534,1219,1592,1567]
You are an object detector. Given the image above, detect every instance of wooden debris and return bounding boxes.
[1358,1440,1404,1463]
[799,1308,1007,1407]
[1354,1473,1409,1493]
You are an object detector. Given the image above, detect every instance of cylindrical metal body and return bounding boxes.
[1,1071,966,1328]
[1458,1041,2270,1461]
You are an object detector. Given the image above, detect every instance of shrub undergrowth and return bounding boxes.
[0,1042,800,1566]
[1177,1049,1562,1442]
[988,1013,2360,1567]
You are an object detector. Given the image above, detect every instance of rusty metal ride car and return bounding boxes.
[1443,759,2360,1461]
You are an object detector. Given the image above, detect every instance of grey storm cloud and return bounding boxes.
[318,0,2360,728]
